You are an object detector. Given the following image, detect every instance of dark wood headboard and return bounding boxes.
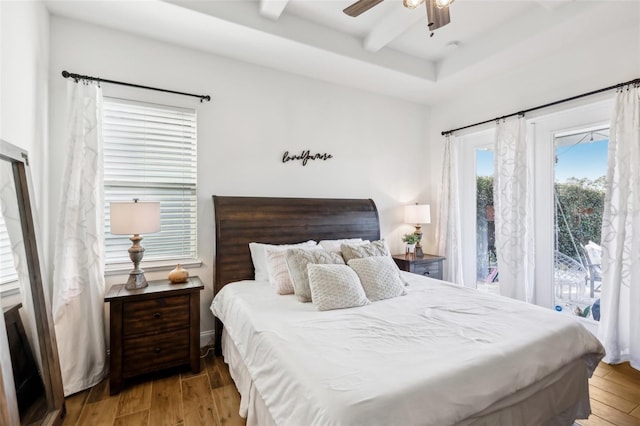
[213,195,380,295]
[212,196,380,354]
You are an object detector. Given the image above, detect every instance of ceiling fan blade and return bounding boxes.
[426,0,450,31]
[343,0,384,17]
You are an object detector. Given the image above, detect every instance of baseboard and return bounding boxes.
[200,329,215,348]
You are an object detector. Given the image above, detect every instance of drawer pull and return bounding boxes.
[154,347,161,353]
[153,312,162,319]
[423,271,431,275]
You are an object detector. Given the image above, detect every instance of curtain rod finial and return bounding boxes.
[62,70,70,78]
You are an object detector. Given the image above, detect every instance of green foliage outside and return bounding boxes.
[554,177,605,257]
[476,175,605,275]
[476,176,495,279]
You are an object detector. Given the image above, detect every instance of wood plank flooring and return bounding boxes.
[578,362,640,426]
[64,354,640,426]
[62,350,243,426]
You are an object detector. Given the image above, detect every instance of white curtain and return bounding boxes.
[436,135,464,284]
[52,81,107,395]
[599,85,640,369]
[494,117,535,302]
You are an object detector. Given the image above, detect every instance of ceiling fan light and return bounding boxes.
[434,0,454,8]
[403,0,425,9]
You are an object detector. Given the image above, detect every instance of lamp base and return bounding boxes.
[415,245,424,258]
[125,271,149,290]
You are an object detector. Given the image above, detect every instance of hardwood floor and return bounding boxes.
[64,354,640,426]
[578,362,640,426]
[62,350,244,426]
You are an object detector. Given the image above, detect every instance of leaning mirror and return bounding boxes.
[0,139,64,425]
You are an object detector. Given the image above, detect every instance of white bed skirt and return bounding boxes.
[221,328,591,426]
[222,328,276,426]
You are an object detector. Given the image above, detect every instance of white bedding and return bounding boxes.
[211,272,605,426]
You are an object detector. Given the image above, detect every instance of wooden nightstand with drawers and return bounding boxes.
[392,254,445,280]
[105,276,204,394]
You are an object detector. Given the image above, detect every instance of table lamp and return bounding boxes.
[110,199,160,290]
[404,203,431,258]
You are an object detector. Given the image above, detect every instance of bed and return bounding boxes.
[211,195,605,426]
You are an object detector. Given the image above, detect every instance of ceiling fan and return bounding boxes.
[343,0,454,34]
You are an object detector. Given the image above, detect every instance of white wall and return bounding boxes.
[0,0,50,254]
[48,17,430,340]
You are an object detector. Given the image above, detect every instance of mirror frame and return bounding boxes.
[0,139,65,425]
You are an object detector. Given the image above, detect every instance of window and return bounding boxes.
[458,128,496,292]
[475,147,498,294]
[553,127,608,311]
[103,98,197,266]
[0,213,19,294]
[458,99,612,324]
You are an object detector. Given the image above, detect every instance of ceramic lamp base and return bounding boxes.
[125,271,148,290]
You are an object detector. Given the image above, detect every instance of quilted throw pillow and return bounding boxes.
[307,264,370,311]
[341,239,408,286]
[250,240,316,282]
[318,238,366,252]
[340,240,390,262]
[348,256,406,301]
[285,248,346,302]
[265,243,319,294]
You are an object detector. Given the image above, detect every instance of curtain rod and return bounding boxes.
[61,70,211,103]
[441,77,640,136]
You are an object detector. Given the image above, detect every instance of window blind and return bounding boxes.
[103,98,197,264]
[0,213,19,293]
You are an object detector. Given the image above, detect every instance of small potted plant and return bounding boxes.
[402,233,420,254]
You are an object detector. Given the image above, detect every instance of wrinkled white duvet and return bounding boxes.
[211,272,604,426]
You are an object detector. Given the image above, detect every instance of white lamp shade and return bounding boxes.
[110,201,160,235]
[404,204,431,224]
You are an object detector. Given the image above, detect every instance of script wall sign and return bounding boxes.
[282,150,333,166]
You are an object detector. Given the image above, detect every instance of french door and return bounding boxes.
[458,98,613,314]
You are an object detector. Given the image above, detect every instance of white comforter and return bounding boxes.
[211,272,604,426]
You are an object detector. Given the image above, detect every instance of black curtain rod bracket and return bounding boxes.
[61,70,211,103]
[442,77,640,136]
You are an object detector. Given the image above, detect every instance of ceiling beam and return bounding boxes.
[364,7,424,52]
[259,0,289,21]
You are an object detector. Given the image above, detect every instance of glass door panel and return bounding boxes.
[476,148,499,294]
[553,127,608,320]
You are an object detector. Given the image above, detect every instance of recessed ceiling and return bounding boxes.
[45,0,640,105]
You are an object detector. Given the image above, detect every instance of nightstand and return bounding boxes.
[105,276,204,394]
[392,254,445,280]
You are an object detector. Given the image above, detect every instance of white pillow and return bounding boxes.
[266,245,321,295]
[285,248,345,302]
[348,256,407,301]
[307,264,370,311]
[318,238,367,252]
[249,240,316,282]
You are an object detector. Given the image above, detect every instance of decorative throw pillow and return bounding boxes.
[285,248,346,302]
[318,238,366,252]
[341,239,408,286]
[340,240,389,262]
[348,256,407,301]
[249,240,316,282]
[307,264,370,311]
[265,244,320,294]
